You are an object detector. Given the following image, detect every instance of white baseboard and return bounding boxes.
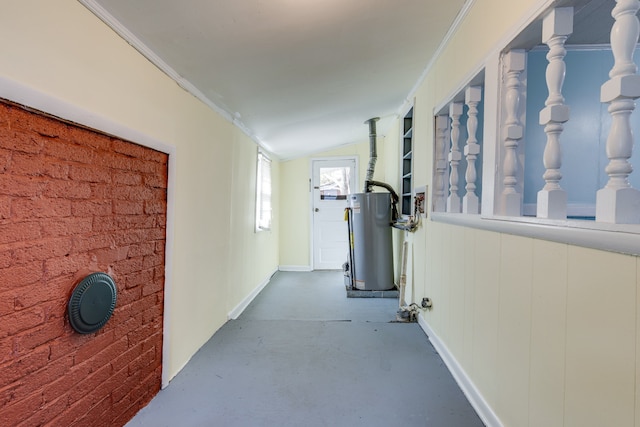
[278,265,312,272]
[417,314,503,427]
[227,268,277,320]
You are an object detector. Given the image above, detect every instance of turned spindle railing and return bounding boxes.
[501,50,526,216]
[434,2,640,225]
[434,115,450,212]
[596,0,640,224]
[463,86,482,214]
[447,102,463,213]
[537,8,573,220]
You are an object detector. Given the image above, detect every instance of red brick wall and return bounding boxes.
[0,100,167,427]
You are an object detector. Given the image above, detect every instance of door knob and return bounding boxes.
[315,208,319,212]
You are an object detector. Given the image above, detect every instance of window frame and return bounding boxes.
[255,149,272,232]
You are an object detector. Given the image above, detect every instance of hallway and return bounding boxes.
[125,271,484,427]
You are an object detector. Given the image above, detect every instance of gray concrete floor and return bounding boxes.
[126,271,484,427]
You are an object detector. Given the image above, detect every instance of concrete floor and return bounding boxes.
[126,271,485,427]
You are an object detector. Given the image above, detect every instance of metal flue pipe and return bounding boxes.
[363,117,380,192]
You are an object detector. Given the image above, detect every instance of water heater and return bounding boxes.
[349,192,394,291]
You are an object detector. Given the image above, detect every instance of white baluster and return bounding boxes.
[463,86,482,214]
[447,102,463,213]
[501,50,526,216]
[596,0,640,223]
[434,115,449,212]
[537,8,573,220]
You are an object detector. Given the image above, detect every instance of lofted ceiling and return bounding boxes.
[80,0,468,159]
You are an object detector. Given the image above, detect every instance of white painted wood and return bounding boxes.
[481,51,502,218]
[311,158,356,269]
[430,0,640,252]
[434,115,450,212]
[537,8,573,220]
[501,50,526,217]
[431,0,561,219]
[447,102,464,213]
[431,212,640,257]
[596,0,640,223]
[463,86,482,214]
[162,147,177,389]
[418,314,504,427]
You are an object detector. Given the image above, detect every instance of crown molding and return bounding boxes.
[78,0,273,154]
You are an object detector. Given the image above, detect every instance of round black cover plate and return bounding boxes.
[68,272,117,334]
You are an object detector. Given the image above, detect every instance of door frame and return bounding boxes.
[309,156,359,270]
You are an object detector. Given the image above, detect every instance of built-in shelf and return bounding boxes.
[400,106,414,216]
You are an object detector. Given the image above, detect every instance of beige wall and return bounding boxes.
[0,0,279,383]
[386,0,640,426]
[228,132,280,311]
[6,1,638,424]
[278,139,389,268]
[420,223,639,427]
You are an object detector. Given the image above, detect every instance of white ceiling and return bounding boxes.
[80,0,468,159]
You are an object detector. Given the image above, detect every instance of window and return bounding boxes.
[319,166,352,200]
[256,150,272,231]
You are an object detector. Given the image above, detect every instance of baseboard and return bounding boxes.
[278,265,312,272]
[227,268,277,320]
[417,314,503,427]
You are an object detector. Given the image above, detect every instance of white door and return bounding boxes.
[312,158,357,270]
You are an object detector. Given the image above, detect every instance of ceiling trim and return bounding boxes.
[78,0,275,155]
[403,0,476,108]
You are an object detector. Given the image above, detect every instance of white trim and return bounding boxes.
[227,268,278,320]
[278,265,313,272]
[484,24,619,221]
[309,156,359,271]
[417,314,504,427]
[255,150,273,232]
[480,50,502,217]
[433,0,558,115]
[78,0,227,121]
[166,357,191,390]
[431,212,640,256]
[161,145,176,389]
[310,167,314,271]
[77,0,277,158]
[0,77,173,155]
[434,66,487,116]
[0,75,178,390]
[405,0,477,106]
[426,0,640,257]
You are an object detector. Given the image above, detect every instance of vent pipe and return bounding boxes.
[363,117,379,192]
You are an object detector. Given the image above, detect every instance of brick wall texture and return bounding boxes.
[0,100,167,427]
